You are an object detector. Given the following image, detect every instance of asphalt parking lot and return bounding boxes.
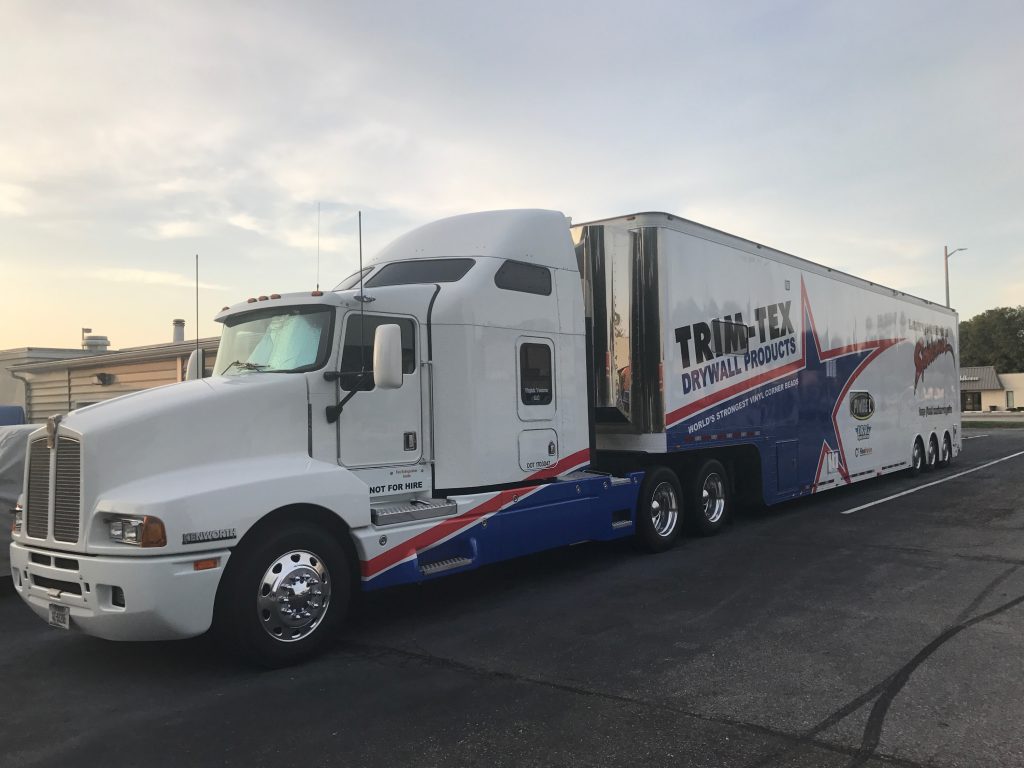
[2,428,1023,768]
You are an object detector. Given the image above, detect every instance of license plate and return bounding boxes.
[48,603,70,630]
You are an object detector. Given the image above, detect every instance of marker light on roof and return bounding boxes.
[311,290,323,297]
[270,293,281,299]
[247,298,257,303]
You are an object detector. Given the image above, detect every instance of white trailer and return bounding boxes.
[9,210,960,665]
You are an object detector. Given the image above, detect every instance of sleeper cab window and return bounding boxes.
[520,343,553,405]
[494,260,552,296]
[339,315,416,391]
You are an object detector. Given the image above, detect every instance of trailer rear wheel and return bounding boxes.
[687,459,731,536]
[938,432,953,467]
[909,438,925,476]
[925,434,939,471]
[635,466,682,553]
[214,522,350,668]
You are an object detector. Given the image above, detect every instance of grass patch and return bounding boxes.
[962,420,1024,429]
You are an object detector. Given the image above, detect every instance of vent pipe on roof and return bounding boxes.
[83,335,110,353]
[173,318,185,344]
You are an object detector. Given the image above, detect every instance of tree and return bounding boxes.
[959,307,1024,372]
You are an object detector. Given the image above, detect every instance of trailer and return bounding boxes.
[9,209,960,666]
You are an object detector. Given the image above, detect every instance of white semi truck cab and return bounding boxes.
[10,209,961,666]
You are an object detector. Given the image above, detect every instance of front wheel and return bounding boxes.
[687,459,731,536]
[635,466,683,553]
[214,522,350,668]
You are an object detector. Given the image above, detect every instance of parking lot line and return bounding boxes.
[962,434,989,440]
[840,450,1024,515]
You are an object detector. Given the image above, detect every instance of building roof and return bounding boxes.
[11,337,219,373]
[959,366,1002,391]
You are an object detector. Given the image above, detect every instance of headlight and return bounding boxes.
[107,516,166,547]
[11,504,23,534]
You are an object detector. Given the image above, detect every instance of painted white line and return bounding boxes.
[962,434,989,440]
[840,450,1024,515]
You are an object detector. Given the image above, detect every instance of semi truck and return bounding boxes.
[9,209,961,666]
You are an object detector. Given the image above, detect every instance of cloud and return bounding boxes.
[0,183,29,216]
[91,268,224,291]
[152,220,206,239]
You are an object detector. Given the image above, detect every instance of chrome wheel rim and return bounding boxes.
[928,439,938,466]
[649,482,679,537]
[257,550,331,643]
[913,441,923,470]
[942,437,951,463]
[702,473,726,523]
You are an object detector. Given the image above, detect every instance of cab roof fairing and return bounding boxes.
[368,209,579,273]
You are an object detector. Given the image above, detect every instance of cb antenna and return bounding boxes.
[195,253,200,371]
[358,210,366,371]
[316,202,321,291]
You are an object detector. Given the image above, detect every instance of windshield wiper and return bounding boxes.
[222,360,269,374]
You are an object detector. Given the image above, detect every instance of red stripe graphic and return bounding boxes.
[361,447,591,579]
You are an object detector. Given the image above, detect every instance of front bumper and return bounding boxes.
[10,541,231,641]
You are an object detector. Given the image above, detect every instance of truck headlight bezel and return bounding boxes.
[107,515,167,547]
[11,504,23,534]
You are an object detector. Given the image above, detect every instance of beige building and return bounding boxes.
[11,339,219,423]
[0,348,98,413]
[959,366,1024,412]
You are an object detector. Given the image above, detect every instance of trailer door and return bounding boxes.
[515,336,559,473]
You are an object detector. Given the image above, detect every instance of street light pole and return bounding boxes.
[944,245,967,308]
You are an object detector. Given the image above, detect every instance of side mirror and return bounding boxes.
[372,324,403,389]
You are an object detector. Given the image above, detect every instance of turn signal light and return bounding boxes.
[193,558,220,571]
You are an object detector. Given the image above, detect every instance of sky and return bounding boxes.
[1,1,1021,350]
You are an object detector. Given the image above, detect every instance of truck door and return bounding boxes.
[515,336,559,473]
[336,313,423,468]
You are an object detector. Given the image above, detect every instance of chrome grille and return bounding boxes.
[53,438,81,543]
[26,439,50,539]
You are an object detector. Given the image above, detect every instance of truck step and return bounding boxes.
[419,556,473,576]
[371,498,458,527]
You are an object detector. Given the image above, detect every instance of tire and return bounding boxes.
[635,466,683,553]
[938,432,953,468]
[924,434,939,471]
[687,459,731,536]
[909,438,925,476]
[214,522,350,668]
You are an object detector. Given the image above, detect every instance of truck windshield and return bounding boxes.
[214,306,334,376]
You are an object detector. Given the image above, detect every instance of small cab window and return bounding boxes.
[495,260,552,296]
[520,343,553,405]
[339,315,416,391]
[365,258,475,288]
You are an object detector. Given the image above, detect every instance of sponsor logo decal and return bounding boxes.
[855,424,871,441]
[182,528,237,545]
[674,300,799,396]
[913,335,955,391]
[855,446,873,457]
[850,392,875,421]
